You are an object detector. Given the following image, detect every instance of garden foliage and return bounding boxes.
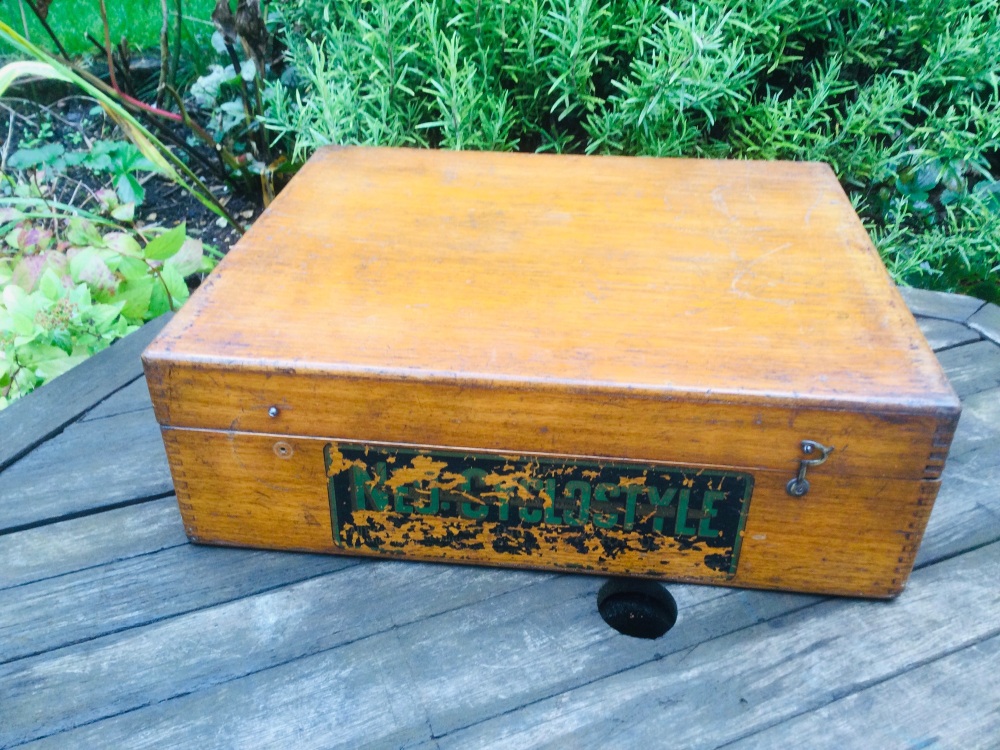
[0,103,215,409]
[265,0,1000,299]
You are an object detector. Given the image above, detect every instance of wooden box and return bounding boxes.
[143,146,960,598]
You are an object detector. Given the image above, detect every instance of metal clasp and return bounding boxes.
[786,440,834,497]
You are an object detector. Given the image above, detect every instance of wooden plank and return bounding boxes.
[0,544,353,664]
[727,632,1000,748]
[11,404,995,747]
[0,408,172,533]
[77,377,154,423]
[427,540,1000,748]
[11,574,808,749]
[915,387,1000,567]
[0,562,559,747]
[0,497,186,590]
[935,340,1000,399]
[915,317,980,352]
[0,315,170,472]
[898,286,985,322]
[968,301,1000,346]
[17,539,999,748]
[18,629,430,750]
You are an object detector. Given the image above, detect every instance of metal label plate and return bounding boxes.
[325,442,753,577]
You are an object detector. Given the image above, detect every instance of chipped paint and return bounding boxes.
[324,442,754,578]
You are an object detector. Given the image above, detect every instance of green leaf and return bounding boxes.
[38,267,65,300]
[110,202,136,222]
[51,327,73,355]
[19,343,67,368]
[86,302,126,332]
[69,248,117,295]
[148,280,171,319]
[160,264,190,308]
[104,232,143,259]
[0,60,70,97]
[8,143,66,171]
[116,255,150,284]
[65,218,104,248]
[165,237,205,278]
[115,173,145,206]
[115,277,155,320]
[143,224,187,261]
[12,254,50,293]
[35,353,88,382]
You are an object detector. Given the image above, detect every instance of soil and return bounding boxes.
[0,92,263,257]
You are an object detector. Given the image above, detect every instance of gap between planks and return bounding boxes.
[13,539,999,749]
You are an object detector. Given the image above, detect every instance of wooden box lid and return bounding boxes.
[144,147,959,481]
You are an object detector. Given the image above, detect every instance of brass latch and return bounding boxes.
[786,440,834,497]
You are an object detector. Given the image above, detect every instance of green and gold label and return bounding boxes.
[325,443,753,577]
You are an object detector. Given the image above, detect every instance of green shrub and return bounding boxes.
[264,0,1000,301]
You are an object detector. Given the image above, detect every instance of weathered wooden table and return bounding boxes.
[1,288,998,749]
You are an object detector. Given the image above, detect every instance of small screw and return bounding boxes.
[268,406,279,418]
[802,443,814,454]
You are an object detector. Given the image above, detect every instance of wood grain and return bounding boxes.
[915,386,1000,567]
[0,544,351,664]
[915,317,981,352]
[18,539,998,750]
[432,540,1000,749]
[146,149,954,409]
[0,497,186,591]
[936,340,1000,398]
[968,301,1000,345]
[142,147,961,598]
[897,286,985,322]
[0,562,555,747]
[164,426,944,597]
[0,407,172,533]
[728,633,1000,749]
[77,377,154,423]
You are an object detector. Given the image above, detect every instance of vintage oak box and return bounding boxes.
[143,146,960,598]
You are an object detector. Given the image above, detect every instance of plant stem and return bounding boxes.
[171,0,183,90]
[157,0,169,108]
[19,0,69,58]
[96,0,182,121]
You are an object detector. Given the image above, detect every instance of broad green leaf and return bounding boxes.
[116,255,150,283]
[115,277,155,320]
[19,343,67,368]
[165,237,205,277]
[65,217,105,248]
[11,254,52,293]
[8,143,66,171]
[36,353,88,382]
[115,173,145,206]
[69,248,117,294]
[111,202,136,222]
[104,232,143,258]
[144,224,187,261]
[86,301,126,331]
[160,264,190,308]
[2,285,40,336]
[148,280,170,319]
[38,267,66,300]
[103,108,178,179]
[51,327,73,355]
